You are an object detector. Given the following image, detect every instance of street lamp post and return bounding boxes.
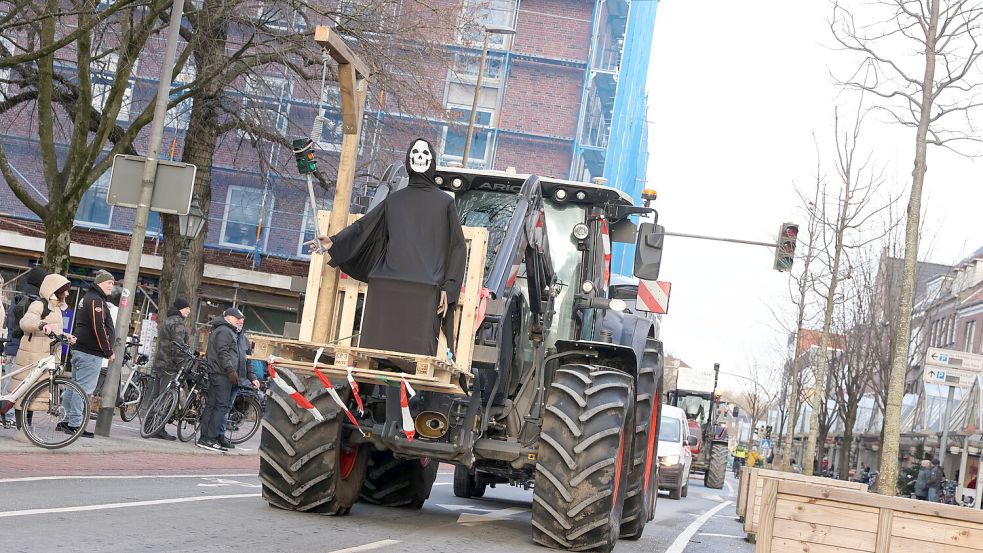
[461,24,515,167]
[173,198,206,299]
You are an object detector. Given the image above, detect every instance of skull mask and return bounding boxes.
[409,139,433,174]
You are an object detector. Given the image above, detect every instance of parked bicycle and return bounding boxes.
[140,342,207,439]
[224,385,263,445]
[117,341,152,422]
[0,334,89,449]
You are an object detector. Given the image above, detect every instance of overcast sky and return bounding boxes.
[646,0,983,391]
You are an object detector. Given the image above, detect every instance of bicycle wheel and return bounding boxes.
[21,377,89,450]
[227,394,262,445]
[118,378,145,422]
[141,389,178,438]
[177,392,203,443]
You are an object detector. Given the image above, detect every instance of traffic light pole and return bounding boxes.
[658,230,778,249]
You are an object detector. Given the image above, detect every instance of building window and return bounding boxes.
[452,53,503,83]
[337,0,392,33]
[964,320,977,353]
[458,0,516,47]
[297,200,329,257]
[315,84,344,152]
[442,106,492,168]
[91,52,135,122]
[256,2,292,30]
[166,62,195,131]
[220,186,272,250]
[0,37,13,99]
[76,171,114,227]
[240,74,291,137]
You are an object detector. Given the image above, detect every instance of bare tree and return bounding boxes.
[831,0,983,494]
[735,363,777,450]
[802,105,896,476]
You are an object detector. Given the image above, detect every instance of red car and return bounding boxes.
[687,419,703,455]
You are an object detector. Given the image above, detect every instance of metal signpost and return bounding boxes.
[107,154,196,214]
[924,347,983,465]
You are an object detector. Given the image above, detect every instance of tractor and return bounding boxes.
[256,166,667,552]
[665,363,728,490]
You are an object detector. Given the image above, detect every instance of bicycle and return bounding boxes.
[225,385,263,445]
[176,361,209,442]
[141,342,207,439]
[117,341,152,422]
[0,334,90,449]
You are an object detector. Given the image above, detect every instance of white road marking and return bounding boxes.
[699,493,724,502]
[724,481,734,496]
[326,540,401,553]
[665,501,733,553]
[698,533,744,539]
[0,493,260,518]
[0,473,256,484]
[432,483,452,486]
[436,504,530,525]
[197,477,261,489]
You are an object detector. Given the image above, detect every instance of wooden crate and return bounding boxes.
[745,468,868,541]
[756,479,983,553]
[281,210,489,395]
[737,467,754,521]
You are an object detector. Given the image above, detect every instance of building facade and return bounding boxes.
[0,0,657,337]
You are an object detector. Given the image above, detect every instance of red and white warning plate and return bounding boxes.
[637,280,671,314]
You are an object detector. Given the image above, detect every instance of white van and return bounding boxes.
[658,404,694,500]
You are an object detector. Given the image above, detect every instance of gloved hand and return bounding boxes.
[227,370,239,387]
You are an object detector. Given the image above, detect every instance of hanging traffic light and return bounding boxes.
[292,138,317,175]
[773,222,799,272]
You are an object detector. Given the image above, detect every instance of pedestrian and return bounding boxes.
[915,459,931,500]
[790,458,802,473]
[217,331,258,450]
[63,270,116,438]
[198,307,255,452]
[143,298,192,441]
[14,273,75,441]
[1,267,47,429]
[927,458,945,502]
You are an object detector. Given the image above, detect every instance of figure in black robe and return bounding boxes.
[325,138,467,357]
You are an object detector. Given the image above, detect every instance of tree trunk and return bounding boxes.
[41,192,77,274]
[878,1,939,496]
[839,397,858,480]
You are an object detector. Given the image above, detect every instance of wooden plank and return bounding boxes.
[312,25,371,81]
[757,477,779,552]
[776,481,983,525]
[874,509,893,553]
[780,493,879,514]
[335,276,361,346]
[299,210,332,342]
[266,358,465,395]
[770,537,871,553]
[452,226,487,375]
[772,518,877,551]
[773,498,880,533]
[745,468,759,533]
[887,537,981,553]
[737,468,748,518]
[896,510,983,531]
[755,468,868,491]
[892,512,983,547]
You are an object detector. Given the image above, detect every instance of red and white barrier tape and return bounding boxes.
[267,356,324,422]
[311,348,365,437]
[346,366,365,416]
[400,375,416,441]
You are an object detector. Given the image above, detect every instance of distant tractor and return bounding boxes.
[666,363,728,489]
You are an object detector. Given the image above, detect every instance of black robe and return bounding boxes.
[328,139,467,357]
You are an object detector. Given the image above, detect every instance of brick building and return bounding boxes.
[0,0,657,338]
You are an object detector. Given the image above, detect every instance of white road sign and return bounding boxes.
[925,348,983,388]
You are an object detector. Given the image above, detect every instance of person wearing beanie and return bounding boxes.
[63,270,116,438]
[142,298,192,441]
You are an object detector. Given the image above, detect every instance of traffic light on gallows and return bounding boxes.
[773,222,799,272]
[292,138,317,175]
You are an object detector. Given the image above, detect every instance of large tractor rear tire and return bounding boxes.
[620,340,663,540]
[259,366,369,515]
[454,465,487,498]
[704,442,728,490]
[532,364,635,553]
[359,450,439,508]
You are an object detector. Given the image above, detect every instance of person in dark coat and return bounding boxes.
[927,458,945,502]
[915,459,931,500]
[143,298,192,441]
[64,270,116,438]
[198,308,257,452]
[317,138,467,357]
[1,266,47,429]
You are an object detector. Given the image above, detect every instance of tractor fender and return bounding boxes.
[597,310,659,368]
[551,339,638,377]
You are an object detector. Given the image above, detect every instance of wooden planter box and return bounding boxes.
[755,479,983,553]
[737,467,755,522]
[745,468,868,542]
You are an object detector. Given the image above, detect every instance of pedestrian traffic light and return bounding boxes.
[292,138,317,175]
[773,222,799,272]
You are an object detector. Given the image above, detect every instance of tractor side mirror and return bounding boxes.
[633,223,664,280]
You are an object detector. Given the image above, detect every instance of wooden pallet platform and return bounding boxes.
[250,335,469,394]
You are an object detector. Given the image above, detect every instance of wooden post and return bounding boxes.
[311,26,369,343]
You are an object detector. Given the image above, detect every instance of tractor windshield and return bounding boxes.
[676,394,712,427]
[455,189,518,275]
[544,202,586,345]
